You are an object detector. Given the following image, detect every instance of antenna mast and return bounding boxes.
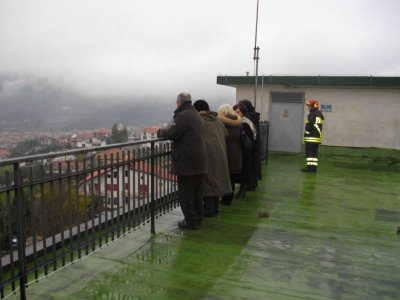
[253,0,260,109]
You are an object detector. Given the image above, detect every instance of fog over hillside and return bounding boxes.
[0,75,230,132]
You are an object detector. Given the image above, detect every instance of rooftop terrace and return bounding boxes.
[8,148,400,299]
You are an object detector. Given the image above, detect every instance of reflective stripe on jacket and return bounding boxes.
[304,109,324,144]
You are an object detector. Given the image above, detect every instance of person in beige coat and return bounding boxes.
[193,100,232,217]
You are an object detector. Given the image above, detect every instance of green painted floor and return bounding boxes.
[14,151,400,299]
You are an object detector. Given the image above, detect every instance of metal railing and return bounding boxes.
[0,139,177,300]
[0,124,269,300]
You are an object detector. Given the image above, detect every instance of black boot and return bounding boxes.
[221,193,233,205]
[302,166,316,173]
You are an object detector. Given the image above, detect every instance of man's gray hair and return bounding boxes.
[177,92,192,103]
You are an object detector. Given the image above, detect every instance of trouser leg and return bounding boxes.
[305,143,319,172]
[310,143,319,172]
[221,175,236,205]
[203,197,215,217]
[177,175,204,226]
[213,197,219,215]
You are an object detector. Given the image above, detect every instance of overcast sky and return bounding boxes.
[1,0,400,102]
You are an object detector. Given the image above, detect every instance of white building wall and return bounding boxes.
[234,84,400,150]
[82,168,175,207]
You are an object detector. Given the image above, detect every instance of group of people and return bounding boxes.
[157,92,262,230]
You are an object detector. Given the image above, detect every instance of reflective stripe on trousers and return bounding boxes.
[306,157,318,166]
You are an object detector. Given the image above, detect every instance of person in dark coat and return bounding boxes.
[157,92,207,229]
[233,103,257,198]
[218,104,242,205]
[193,100,232,217]
[239,99,262,188]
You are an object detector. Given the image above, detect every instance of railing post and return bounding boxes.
[265,122,269,165]
[150,141,156,234]
[13,163,27,300]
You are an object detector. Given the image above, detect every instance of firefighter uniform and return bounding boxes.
[303,99,324,172]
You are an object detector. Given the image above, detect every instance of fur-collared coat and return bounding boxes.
[199,111,232,197]
[218,113,242,175]
[157,102,207,176]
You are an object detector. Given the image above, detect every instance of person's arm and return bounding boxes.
[305,113,316,133]
[157,113,187,142]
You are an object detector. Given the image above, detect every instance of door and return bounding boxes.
[269,92,304,153]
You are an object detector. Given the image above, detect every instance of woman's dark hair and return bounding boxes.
[238,99,255,113]
[233,103,249,117]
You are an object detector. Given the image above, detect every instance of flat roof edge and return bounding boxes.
[216,75,400,87]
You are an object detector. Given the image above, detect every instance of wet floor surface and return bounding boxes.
[15,152,400,299]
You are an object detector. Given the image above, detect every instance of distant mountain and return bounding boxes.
[0,75,173,131]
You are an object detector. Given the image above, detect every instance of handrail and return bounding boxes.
[0,138,166,167]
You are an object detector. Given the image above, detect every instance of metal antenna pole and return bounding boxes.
[253,0,260,109]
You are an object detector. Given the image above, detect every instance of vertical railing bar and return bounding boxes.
[103,155,109,244]
[96,156,102,248]
[150,142,155,234]
[127,150,132,231]
[146,147,150,223]
[160,145,165,213]
[13,163,27,300]
[132,150,137,229]
[155,144,159,215]
[49,164,57,272]
[28,167,39,281]
[136,148,140,223]
[162,144,166,210]
[39,168,48,276]
[168,144,172,206]
[82,159,89,255]
[144,148,148,224]
[110,154,115,241]
[116,152,121,238]
[67,161,73,263]
[139,148,144,224]
[121,151,126,234]
[58,162,66,267]
[90,155,96,252]
[75,160,82,259]
[5,171,16,292]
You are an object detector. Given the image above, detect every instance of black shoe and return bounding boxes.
[302,167,316,173]
[178,220,200,230]
[203,212,216,218]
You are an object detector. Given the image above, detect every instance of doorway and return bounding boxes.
[269,92,304,153]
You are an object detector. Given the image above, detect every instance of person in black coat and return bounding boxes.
[233,103,257,198]
[157,92,207,229]
[239,99,262,188]
[218,104,242,205]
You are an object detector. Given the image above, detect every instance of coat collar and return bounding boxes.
[218,114,242,127]
[174,102,193,115]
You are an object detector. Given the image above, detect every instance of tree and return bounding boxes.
[110,123,128,144]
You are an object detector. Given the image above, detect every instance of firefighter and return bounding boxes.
[303,99,324,172]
